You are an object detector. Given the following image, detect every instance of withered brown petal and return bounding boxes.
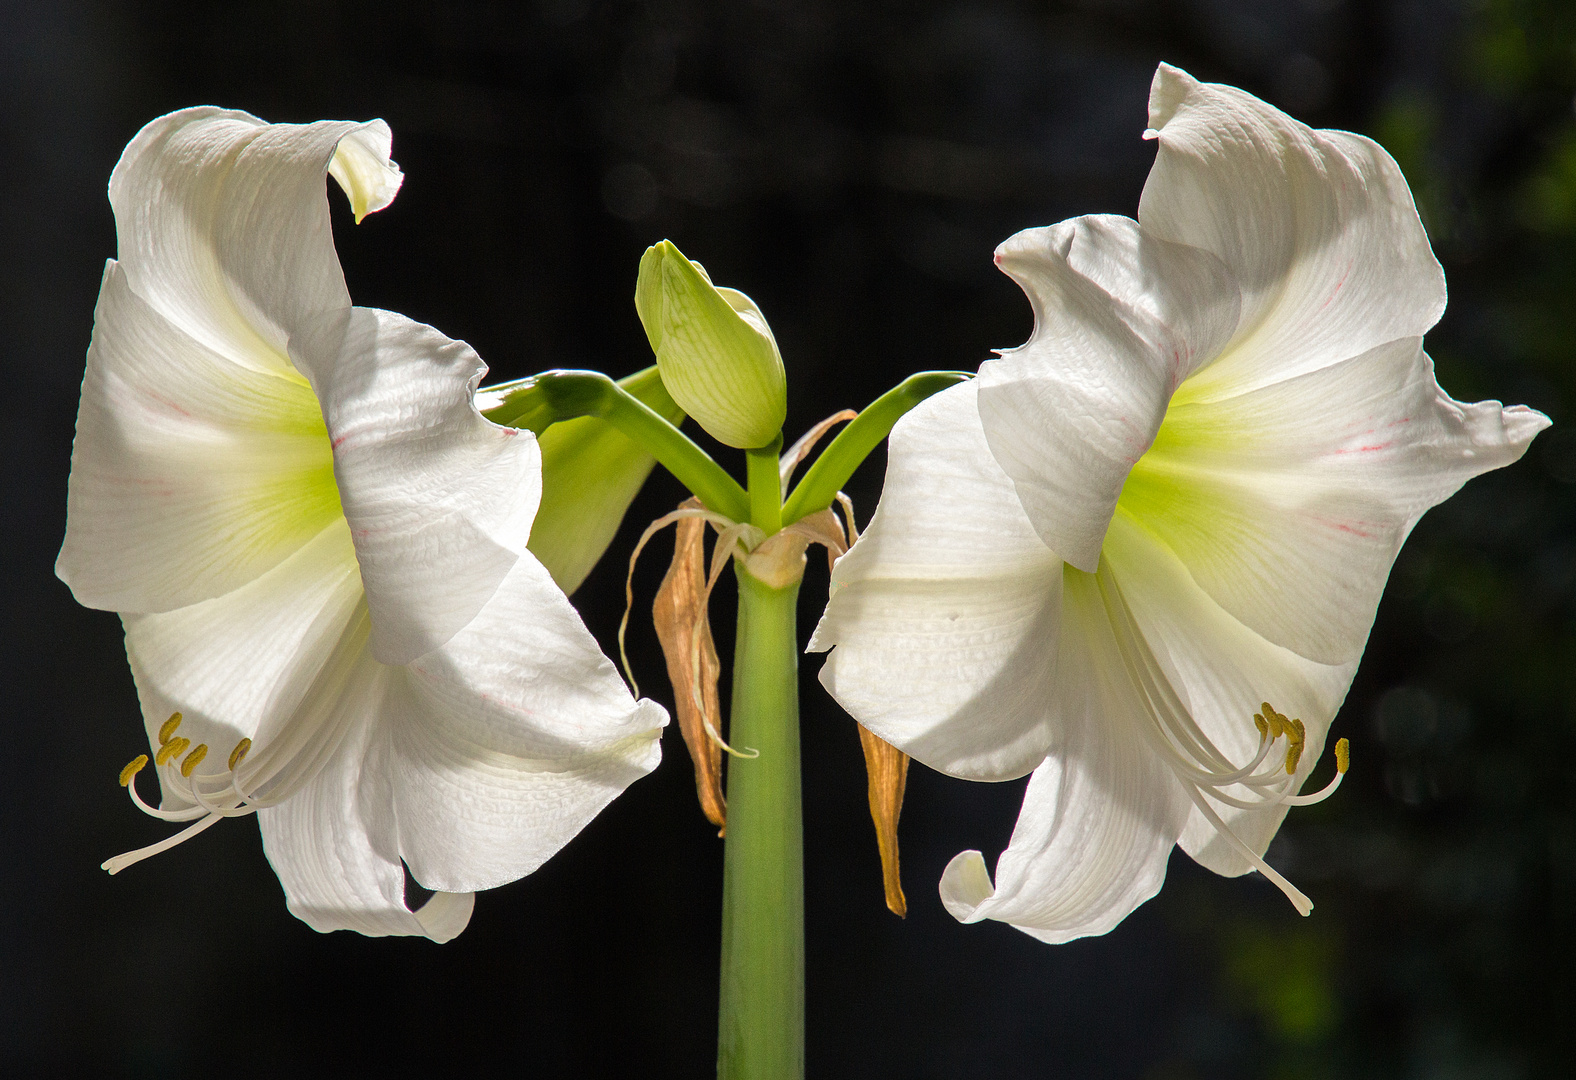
[857,723,910,917]
[779,408,858,489]
[653,499,727,833]
[781,507,848,574]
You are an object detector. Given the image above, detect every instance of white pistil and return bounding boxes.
[102,811,225,875]
[1096,566,1349,915]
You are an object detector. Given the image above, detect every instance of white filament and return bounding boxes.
[1096,565,1342,914]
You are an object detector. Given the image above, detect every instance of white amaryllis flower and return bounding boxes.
[57,108,666,941]
[810,64,1548,942]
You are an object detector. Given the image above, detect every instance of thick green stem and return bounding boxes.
[717,564,804,1080]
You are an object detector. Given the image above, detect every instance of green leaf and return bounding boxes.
[527,366,685,595]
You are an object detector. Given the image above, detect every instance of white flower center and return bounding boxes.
[1097,566,1348,915]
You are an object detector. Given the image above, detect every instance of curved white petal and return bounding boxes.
[259,550,665,931]
[1139,64,1444,402]
[1101,512,1355,875]
[810,381,1064,781]
[385,553,668,892]
[290,308,541,665]
[325,124,404,223]
[940,567,1191,942]
[121,520,363,807]
[1120,338,1549,663]
[256,639,473,941]
[981,215,1240,570]
[57,263,340,613]
[109,108,399,373]
[411,890,475,943]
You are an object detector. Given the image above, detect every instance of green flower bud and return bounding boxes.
[635,240,786,449]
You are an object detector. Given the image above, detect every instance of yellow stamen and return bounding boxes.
[1254,712,1268,739]
[180,744,208,777]
[1334,738,1350,774]
[1259,702,1285,740]
[228,737,252,771]
[1283,719,1306,774]
[155,737,190,766]
[158,712,183,745]
[119,755,149,787]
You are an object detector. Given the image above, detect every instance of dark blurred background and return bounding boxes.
[3,0,1572,1076]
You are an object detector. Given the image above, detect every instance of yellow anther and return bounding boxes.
[228,737,252,771]
[1284,718,1304,774]
[1254,713,1268,739]
[158,711,183,745]
[1334,738,1350,774]
[1285,740,1305,775]
[118,755,149,787]
[180,744,208,777]
[155,737,190,766]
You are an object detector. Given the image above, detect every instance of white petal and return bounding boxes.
[411,890,475,943]
[108,108,399,373]
[121,520,363,807]
[1120,337,1549,663]
[1101,512,1356,876]
[980,215,1240,570]
[290,308,542,665]
[261,551,664,932]
[57,263,340,613]
[810,381,1065,781]
[256,636,472,940]
[325,124,404,223]
[1140,64,1445,401]
[940,567,1191,942]
[382,552,667,892]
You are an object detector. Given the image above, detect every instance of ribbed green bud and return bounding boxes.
[635,240,786,450]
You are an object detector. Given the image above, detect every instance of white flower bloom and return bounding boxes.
[809,65,1549,942]
[57,108,666,941]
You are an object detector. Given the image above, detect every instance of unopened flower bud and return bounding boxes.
[635,240,786,449]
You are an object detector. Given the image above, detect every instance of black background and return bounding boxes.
[3,1,1574,1077]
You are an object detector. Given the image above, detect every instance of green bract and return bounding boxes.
[635,240,786,450]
